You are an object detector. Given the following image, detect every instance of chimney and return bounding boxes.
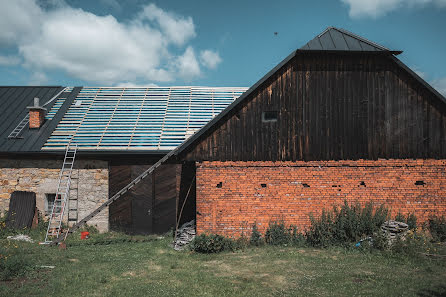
[27,97,47,129]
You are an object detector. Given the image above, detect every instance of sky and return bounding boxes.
[0,0,445,95]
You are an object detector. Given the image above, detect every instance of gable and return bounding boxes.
[178,52,446,162]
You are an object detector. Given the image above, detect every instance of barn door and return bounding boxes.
[130,165,154,234]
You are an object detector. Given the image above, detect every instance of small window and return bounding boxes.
[262,111,278,123]
[45,194,56,215]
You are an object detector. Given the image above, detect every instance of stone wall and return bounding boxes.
[196,159,446,237]
[0,158,109,232]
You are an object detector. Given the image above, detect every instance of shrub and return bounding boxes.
[190,234,238,253]
[428,215,446,242]
[389,230,432,257]
[306,201,389,247]
[394,212,417,230]
[265,221,291,245]
[250,223,264,246]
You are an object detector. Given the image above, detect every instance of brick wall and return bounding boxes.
[196,160,446,237]
[0,159,109,232]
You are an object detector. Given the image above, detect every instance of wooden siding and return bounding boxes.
[109,163,181,234]
[183,53,446,161]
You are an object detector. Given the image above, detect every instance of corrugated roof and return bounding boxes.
[42,86,247,151]
[300,27,393,52]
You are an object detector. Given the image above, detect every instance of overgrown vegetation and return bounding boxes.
[428,215,446,242]
[394,212,417,230]
[249,223,263,246]
[306,201,388,247]
[190,234,240,253]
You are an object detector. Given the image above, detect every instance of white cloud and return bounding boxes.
[137,3,196,46]
[0,55,21,66]
[341,0,446,18]
[0,1,221,85]
[432,77,446,96]
[199,50,222,69]
[177,46,201,80]
[29,71,48,85]
[115,82,158,88]
[0,0,43,46]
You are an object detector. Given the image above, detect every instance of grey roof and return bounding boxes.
[0,86,80,153]
[300,27,400,53]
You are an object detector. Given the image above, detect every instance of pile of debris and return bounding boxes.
[173,220,195,251]
[6,234,34,243]
[380,220,409,243]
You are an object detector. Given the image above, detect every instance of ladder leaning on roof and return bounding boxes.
[51,144,179,245]
[42,144,78,244]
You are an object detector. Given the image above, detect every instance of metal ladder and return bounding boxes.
[8,87,68,139]
[7,114,29,139]
[43,144,78,243]
[67,172,79,226]
[51,147,176,244]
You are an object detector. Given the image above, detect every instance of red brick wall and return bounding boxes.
[29,110,45,129]
[196,160,446,237]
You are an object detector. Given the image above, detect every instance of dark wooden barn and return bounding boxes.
[168,27,446,237]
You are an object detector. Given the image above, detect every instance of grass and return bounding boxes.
[1,231,446,297]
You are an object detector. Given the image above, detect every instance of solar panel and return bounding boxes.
[42,86,247,151]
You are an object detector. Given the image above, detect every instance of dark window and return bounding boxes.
[262,111,278,123]
[45,193,56,215]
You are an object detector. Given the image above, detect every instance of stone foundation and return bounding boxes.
[0,158,109,232]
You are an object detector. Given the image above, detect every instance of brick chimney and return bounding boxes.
[27,97,47,129]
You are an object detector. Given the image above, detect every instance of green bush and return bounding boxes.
[265,221,291,245]
[389,231,432,257]
[190,234,239,253]
[428,215,446,242]
[250,224,264,246]
[306,201,389,247]
[394,212,417,230]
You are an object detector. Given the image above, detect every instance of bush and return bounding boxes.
[190,234,239,253]
[428,215,446,242]
[389,230,432,257]
[306,201,389,247]
[250,224,264,246]
[265,221,291,245]
[394,212,417,230]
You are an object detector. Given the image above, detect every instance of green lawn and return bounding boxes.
[1,232,446,297]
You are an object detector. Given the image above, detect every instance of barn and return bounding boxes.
[168,27,446,237]
[0,86,246,233]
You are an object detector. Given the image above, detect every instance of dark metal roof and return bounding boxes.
[171,27,444,159]
[0,86,81,153]
[300,27,402,55]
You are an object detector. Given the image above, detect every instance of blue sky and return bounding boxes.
[0,0,445,95]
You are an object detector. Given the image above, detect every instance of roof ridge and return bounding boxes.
[300,26,392,52]
[330,27,389,51]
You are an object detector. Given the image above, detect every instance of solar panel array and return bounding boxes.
[42,87,247,151]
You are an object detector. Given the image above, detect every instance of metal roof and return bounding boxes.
[0,86,73,152]
[42,86,247,151]
[300,27,402,54]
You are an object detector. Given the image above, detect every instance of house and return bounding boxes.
[167,27,446,237]
[0,86,247,233]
